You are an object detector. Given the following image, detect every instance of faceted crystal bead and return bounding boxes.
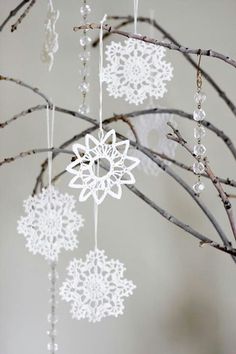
[193,108,206,121]
[194,126,206,139]
[47,314,58,324]
[80,36,92,47]
[47,343,58,352]
[80,4,91,17]
[78,82,89,94]
[79,67,89,77]
[78,104,90,115]
[48,271,59,281]
[193,161,205,174]
[79,52,90,63]
[193,181,205,194]
[47,329,57,337]
[194,91,206,104]
[194,144,206,156]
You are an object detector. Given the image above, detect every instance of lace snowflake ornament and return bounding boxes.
[128,112,178,176]
[66,129,140,205]
[17,186,84,261]
[60,248,136,322]
[102,38,173,105]
[41,0,60,71]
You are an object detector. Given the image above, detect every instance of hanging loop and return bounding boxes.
[196,50,202,91]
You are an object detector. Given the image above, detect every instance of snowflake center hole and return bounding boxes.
[92,157,111,178]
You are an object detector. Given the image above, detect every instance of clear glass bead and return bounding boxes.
[194,144,206,156]
[47,329,57,337]
[78,82,89,94]
[48,272,59,281]
[194,126,206,139]
[193,108,206,121]
[78,104,90,115]
[193,161,205,174]
[193,181,205,194]
[47,314,58,324]
[80,4,91,17]
[79,67,89,77]
[80,36,92,47]
[79,52,90,63]
[47,343,58,352]
[194,91,206,104]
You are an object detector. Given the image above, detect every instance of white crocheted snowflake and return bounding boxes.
[66,129,140,205]
[102,38,173,105]
[41,0,59,71]
[128,112,178,176]
[60,248,136,322]
[17,186,84,261]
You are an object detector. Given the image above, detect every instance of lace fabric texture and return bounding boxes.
[128,112,178,176]
[102,38,173,105]
[60,248,136,322]
[17,186,84,261]
[66,129,140,205]
[41,1,59,71]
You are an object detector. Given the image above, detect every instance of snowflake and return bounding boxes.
[102,38,173,105]
[66,129,140,205]
[41,0,60,71]
[128,111,178,176]
[17,186,84,261]
[60,248,136,322]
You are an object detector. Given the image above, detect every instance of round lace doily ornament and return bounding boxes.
[17,186,84,261]
[102,38,173,105]
[128,112,178,176]
[66,129,140,205]
[60,248,136,322]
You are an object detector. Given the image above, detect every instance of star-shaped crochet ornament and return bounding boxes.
[128,111,178,176]
[17,186,84,261]
[66,129,140,205]
[60,248,136,322]
[102,38,173,105]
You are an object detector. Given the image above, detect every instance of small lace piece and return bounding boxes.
[60,248,136,322]
[128,112,178,176]
[17,186,84,261]
[41,0,60,71]
[66,129,140,205]
[102,38,173,105]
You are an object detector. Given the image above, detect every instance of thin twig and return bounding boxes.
[74,23,236,69]
[168,122,236,243]
[11,0,36,32]
[0,0,30,32]
[92,16,236,117]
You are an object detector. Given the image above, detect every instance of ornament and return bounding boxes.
[17,186,84,261]
[41,0,60,71]
[192,52,207,194]
[60,248,136,322]
[128,111,178,176]
[66,129,140,205]
[78,0,91,114]
[102,38,173,105]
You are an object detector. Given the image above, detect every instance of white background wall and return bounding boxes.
[0,0,236,353]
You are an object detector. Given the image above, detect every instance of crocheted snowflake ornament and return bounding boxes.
[128,112,178,176]
[60,248,136,322]
[17,186,84,261]
[41,0,59,71]
[102,38,173,105]
[66,129,140,205]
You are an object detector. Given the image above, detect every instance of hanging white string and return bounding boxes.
[46,104,55,188]
[99,14,107,132]
[133,0,139,34]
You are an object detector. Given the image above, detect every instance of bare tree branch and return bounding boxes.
[74,23,236,69]
[92,16,236,118]
[0,0,30,32]
[11,0,36,32]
